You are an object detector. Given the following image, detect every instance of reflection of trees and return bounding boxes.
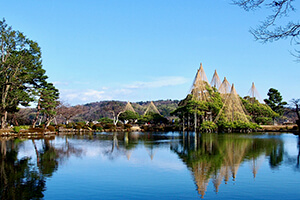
[171,133,283,199]
[0,139,45,200]
[33,136,83,177]
[38,138,59,177]
[0,136,83,200]
[283,135,300,171]
[82,132,169,160]
[269,144,284,168]
[296,135,300,168]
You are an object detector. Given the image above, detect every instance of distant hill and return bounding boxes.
[72,99,180,122]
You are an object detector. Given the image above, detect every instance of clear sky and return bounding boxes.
[1,0,299,105]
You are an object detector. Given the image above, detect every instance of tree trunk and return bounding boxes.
[45,117,53,129]
[1,83,11,129]
[182,114,185,132]
[295,104,300,133]
[1,111,7,129]
[38,116,43,126]
[187,114,190,131]
[32,99,41,128]
[12,113,19,126]
[194,112,197,133]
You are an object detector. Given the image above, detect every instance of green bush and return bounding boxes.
[77,121,86,127]
[47,125,55,132]
[98,117,114,124]
[13,125,30,133]
[124,124,132,129]
[66,122,75,128]
[75,125,82,129]
[103,123,116,129]
[92,123,103,131]
[200,121,217,132]
[13,126,21,133]
[255,117,273,125]
[28,127,45,133]
[57,124,66,128]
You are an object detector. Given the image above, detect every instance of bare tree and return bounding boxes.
[56,102,84,124]
[290,98,300,129]
[233,0,300,59]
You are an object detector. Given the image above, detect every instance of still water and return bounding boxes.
[0,132,300,200]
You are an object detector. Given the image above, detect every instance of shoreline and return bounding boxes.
[0,124,299,137]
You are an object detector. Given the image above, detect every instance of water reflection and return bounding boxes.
[0,136,83,200]
[171,133,286,198]
[1,139,45,200]
[0,132,299,199]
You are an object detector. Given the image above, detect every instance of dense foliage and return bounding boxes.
[264,88,287,116]
[0,19,59,129]
[242,96,278,124]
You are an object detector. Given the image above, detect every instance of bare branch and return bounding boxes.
[233,0,300,58]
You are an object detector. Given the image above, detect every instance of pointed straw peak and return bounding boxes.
[124,101,136,113]
[218,77,231,94]
[248,82,262,103]
[211,69,221,89]
[230,84,238,95]
[144,101,160,115]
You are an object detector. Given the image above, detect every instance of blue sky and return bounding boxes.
[1,0,299,105]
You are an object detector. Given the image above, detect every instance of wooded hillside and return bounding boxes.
[11,100,180,125]
[73,99,179,122]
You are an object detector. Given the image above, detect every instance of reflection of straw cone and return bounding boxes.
[224,165,230,184]
[126,151,132,160]
[230,141,249,181]
[145,148,156,160]
[250,157,263,179]
[213,166,227,193]
[192,162,211,199]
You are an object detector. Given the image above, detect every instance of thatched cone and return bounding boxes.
[215,84,249,123]
[144,101,160,115]
[124,101,136,113]
[210,69,221,89]
[190,63,212,102]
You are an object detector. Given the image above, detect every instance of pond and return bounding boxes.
[0,132,299,200]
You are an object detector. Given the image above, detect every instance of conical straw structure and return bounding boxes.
[144,101,160,115]
[218,77,231,94]
[248,82,262,103]
[210,70,221,89]
[190,63,212,102]
[215,84,249,123]
[124,101,136,113]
